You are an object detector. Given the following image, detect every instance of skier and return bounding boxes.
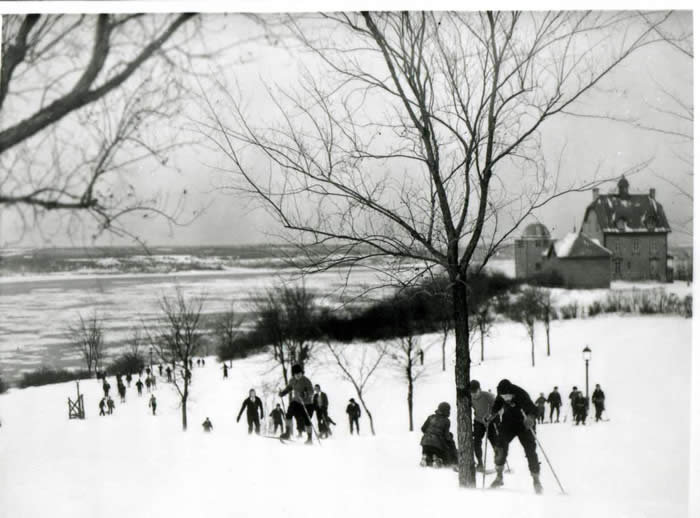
[99,398,106,416]
[145,376,152,393]
[546,386,562,423]
[106,396,115,415]
[313,384,333,438]
[419,402,457,468]
[237,389,264,435]
[470,380,498,472]
[222,364,229,379]
[158,364,163,376]
[592,384,606,422]
[102,380,111,398]
[535,393,547,424]
[573,392,588,425]
[150,374,157,389]
[117,382,126,403]
[269,404,284,435]
[346,398,361,435]
[136,378,143,396]
[165,366,172,382]
[149,394,157,416]
[488,379,543,494]
[568,386,581,416]
[202,417,214,432]
[278,364,315,444]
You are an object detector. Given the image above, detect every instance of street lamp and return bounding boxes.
[582,346,592,401]
[149,346,153,370]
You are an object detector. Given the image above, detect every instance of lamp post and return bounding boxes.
[582,346,592,401]
[149,346,153,370]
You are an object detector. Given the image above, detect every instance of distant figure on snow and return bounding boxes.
[202,417,214,432]
[488,379,542,494]
[107,396,115,415]
[573,392,588,425]
[165,366,172,382]
[99,398,106,416]
[470,380,498,472]
[313,384,335,438]
[102,380,111,398]
[150,374,157,388]
[278,364,315,444]
[237,389,264,435]
[158,364,163,376]
[535,393,547,424]
[117,382,126,403]
[547,386,562,423]
[346,398,361,435]
[592,384,606,422]
[419,402,457,468]
[149,394,157,416]
[222,364,229,379]
[136,379,143,396]
[569,386,581,416]
[145,376,152,392]
[269,404,284,435]
[126,373,132,387]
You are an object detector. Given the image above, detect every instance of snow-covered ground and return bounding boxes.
[0,314,692,518]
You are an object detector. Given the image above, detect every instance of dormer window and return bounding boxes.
[616,218,625,231]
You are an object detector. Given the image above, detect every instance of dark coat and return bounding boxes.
[313,392,329,411]
[346,402,361,419]
[592,389,605,407]
[492,383,538,422]
[269,408,284,424]
[238,396,264,421]
[547,391,562,407]
[420,413,451,452]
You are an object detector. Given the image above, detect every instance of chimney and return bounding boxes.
[649,188,655,199]
[592,188,599,200]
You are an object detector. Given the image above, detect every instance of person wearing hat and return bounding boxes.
[488,379,542,494]
[546,386,562,423]
[202,417,214,432]
[591,384,606,422]
[419,402,456,468]
[237,388,264,434]
[278,364,315,444]
[470,380,498,473]
[346,398,362,435]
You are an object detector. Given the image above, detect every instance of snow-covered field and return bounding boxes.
[0,314,692,518]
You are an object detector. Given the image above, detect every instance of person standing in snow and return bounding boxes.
[419,402,456,468]
[547,386,562,423]
[222,363,229,379]
[470,380,498,472]
[269,404,284,435]
[117,382,126,403]
[99,398,106,416]
[145,376,152,393]
[237,389,265,435]
[592,384,606,422]
[149,394,157,416]
[313,384,333,438]
[135,378,143,396]
[488,379,543,494]
[126,373,132,387]
[569,386,581,416]
[165,366,172,382]
[106,396,115,415]
[278,364,315,444]
[158,364,163,377]
[102,380,111,398]
[573,392,588,425]
[346,398,361,435]
[202,417,214,432]
[535,393,547,424]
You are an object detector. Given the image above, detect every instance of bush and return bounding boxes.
[587,301,603,317]
[527,270,565,288]
[560,302,579,319]
[0,375,8,394]
[18,368,92,389]
[105,353,145,376]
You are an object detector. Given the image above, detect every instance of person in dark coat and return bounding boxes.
[158,364,163,376]
[106,396,115,415]
[569,386,581,416]
[149,394,157,415]
[420,402,456,468]
[313,384,334,438]
[592,384,606,422]
[269,404,284,434]
[102,380,111,398]
[126,373,132,387]
[117,382,126,403]
[99,398,106,416]
[278,364,315,443]
[346,398,361,435]
[222,364,229,379]
[202,417,214,432]
[546,386,562,423]
[470,380,498,472]
[535,393,546,424]
[489,379,542,494]
[573,393,588,425]
[145,376,152,392]
[237,389,264,434]
[136,379,143,396]
[165,366,172,382]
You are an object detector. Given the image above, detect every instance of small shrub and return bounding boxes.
[528,270,565,288]
[18,368,92,389]
[105,353,145,376]
[588,301,603,317]
[560,302,579,319]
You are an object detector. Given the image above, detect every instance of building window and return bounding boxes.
[632,239,640,255]
[650,240,657,255]
[627,261,631,270]
[614,240,620,255]
[614,260,621,275]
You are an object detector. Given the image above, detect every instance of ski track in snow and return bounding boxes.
[0,315,691,518]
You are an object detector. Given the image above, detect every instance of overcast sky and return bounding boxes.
[1,10,693,248]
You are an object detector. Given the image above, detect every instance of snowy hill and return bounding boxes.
[0,315,692,518]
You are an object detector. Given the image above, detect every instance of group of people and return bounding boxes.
[419,378,608,494]
[95,367,167,417]
[531,384,607,425]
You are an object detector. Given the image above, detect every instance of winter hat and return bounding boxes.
[437,402,451,417]
[291,364,303,375]
[469,380,481,392]
[496,379,513,395]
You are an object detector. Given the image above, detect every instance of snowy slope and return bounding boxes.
[0,315,691,518]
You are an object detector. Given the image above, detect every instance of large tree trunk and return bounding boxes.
[545,321,551,356]
[357,393,376,435]
[182,379,189,431]
[407,370,414,432]
[441,330,447,372]
[530,331,535,367]
[480,322,485,363]
[453,270,475,487]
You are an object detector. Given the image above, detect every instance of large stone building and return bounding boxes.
[514,222,552,279]
[581,176,671,281]
[542,232,612,288]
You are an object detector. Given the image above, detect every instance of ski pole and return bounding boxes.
[300,400,322,445]
[521,410,565,494]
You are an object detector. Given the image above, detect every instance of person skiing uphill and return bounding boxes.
[313,384,334,438]
[278,364,315,444]
[149,394,157,416]
[419,402,457,468]
[346,399,361,435]
[592,384,606,422]
[269,404,284,435]
[470,380,498,473]
[202,417,214,432]
[573,392,588,425]
[237,389,264,435]
[489,379,542,494]
[535,393,546,424]
[547,386,562,423]
[136,378,143,396]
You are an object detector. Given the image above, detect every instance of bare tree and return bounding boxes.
[538,289,556,356]
[202,11,668,486]
[474,301,495,363]
[388,334,426,431]
[509,288,543,367]
[148,289,205,431]
[324,340,388,435]
[68,311,105,377]
[214,303,245,366]
[0,14,207,244]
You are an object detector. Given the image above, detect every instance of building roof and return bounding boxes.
[545,232,612,259]
[584,178,671,234]
[520,222,550,239]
